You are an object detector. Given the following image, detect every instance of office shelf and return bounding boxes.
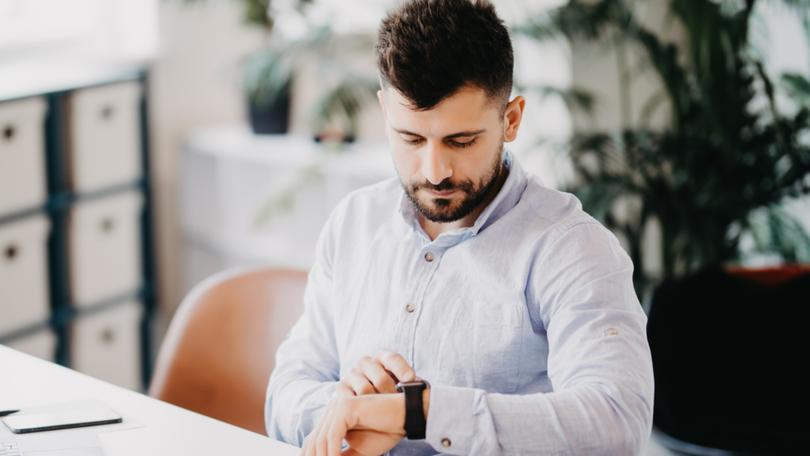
[0,65,158,391]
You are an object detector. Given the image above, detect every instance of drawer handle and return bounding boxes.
[100,217,115,234]
[2,124,15,142]
[100,105,115,121]
[100,327,116,345]
[3,244,19,262]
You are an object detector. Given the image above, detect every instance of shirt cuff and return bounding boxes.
[296,380,338,421]
[283,380,338,444]
[425,384,478,455]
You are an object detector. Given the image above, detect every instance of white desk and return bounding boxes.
[0,346,299,455]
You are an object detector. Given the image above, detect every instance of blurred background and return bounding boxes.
[1,0,808,454]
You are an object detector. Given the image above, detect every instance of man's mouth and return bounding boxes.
[425,188,458,197]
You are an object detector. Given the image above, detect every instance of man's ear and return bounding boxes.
[377,89,387,120]
[503,95,526,142]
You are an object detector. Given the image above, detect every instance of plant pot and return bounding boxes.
[646,266,810,454]
[247,82,291,135]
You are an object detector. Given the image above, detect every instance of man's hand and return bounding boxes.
[301,352,418,456]
[341,352,417,396]
[301,383,405,456]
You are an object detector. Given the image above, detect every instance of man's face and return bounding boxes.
[379,85,517,223]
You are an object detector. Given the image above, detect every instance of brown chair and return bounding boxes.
[149,266,307,435]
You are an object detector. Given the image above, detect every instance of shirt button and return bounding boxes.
[424,252,435,262]
[405,303,416,313]
[605,327,619,336]
[441,438,452,448]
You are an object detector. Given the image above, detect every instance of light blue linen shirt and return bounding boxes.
[265,153,655,455]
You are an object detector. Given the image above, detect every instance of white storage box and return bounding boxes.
[0,215,51,335]
[69,191,142,307]
[72,301,141,390]
[0,97,47,214]
[69,81,141,191]
[4,328,56,362]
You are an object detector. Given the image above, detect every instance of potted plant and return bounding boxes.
[243,1,378,139]
[517,0,810,453]
[518,0,810,293]
[181,0,378,138]
[243,36,294,134]
[239,0,308,134]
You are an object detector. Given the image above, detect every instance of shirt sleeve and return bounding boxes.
[424,221,655,455]
[264,204,344,446]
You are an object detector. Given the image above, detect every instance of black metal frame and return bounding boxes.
[0,68,158,391]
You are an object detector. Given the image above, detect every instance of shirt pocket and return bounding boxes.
[471,299,524,393]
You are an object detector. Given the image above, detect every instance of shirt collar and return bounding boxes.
[396,150,529,244]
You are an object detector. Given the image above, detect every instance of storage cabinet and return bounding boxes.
[5,329,56,362]
[72,301,142,390]
[69,82,142,192]
[0,215,50,335]
[0,67,156,392]
[69,191,143,307]
[0,97,47,214]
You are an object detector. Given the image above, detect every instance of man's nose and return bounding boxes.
[421,142,453,185]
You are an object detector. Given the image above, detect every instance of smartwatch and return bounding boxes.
[396,379,430,440]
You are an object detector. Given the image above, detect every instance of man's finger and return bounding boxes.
[344,429,404,456]
[343,369,376,395]
[304,412,326,456]
[314,404,334,456]
[326,416,346,456]
[302,431,318,456]
[335,382,355,398]
[358,357,398,393]
[375,351,416,383]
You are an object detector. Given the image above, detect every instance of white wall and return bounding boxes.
[149,1,265,336]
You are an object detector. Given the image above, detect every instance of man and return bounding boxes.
[265,0,654,454]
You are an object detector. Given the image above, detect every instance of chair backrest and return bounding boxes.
[149,266,307,435]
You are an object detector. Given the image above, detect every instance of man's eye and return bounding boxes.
[449,138,477,148]
[403,137,423,146]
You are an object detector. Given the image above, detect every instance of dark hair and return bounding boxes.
[376,0,514,111]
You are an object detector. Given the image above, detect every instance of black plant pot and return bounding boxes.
[647,267,810,455]
[248,83,291,135]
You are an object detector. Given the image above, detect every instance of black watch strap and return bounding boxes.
[396,380,428,440]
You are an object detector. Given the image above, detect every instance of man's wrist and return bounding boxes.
[347,387,429,435]
[422,386,430,419]
[353,393,407,434]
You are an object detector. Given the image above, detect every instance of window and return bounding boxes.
[0,0,157,60]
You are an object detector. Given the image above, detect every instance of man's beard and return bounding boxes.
[402,144,505,223]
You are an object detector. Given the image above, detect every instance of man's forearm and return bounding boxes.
[424,383,653,455]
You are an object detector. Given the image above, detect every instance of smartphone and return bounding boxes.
[1,403,122,434]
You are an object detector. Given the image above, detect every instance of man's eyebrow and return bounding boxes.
[392,128,486,139]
